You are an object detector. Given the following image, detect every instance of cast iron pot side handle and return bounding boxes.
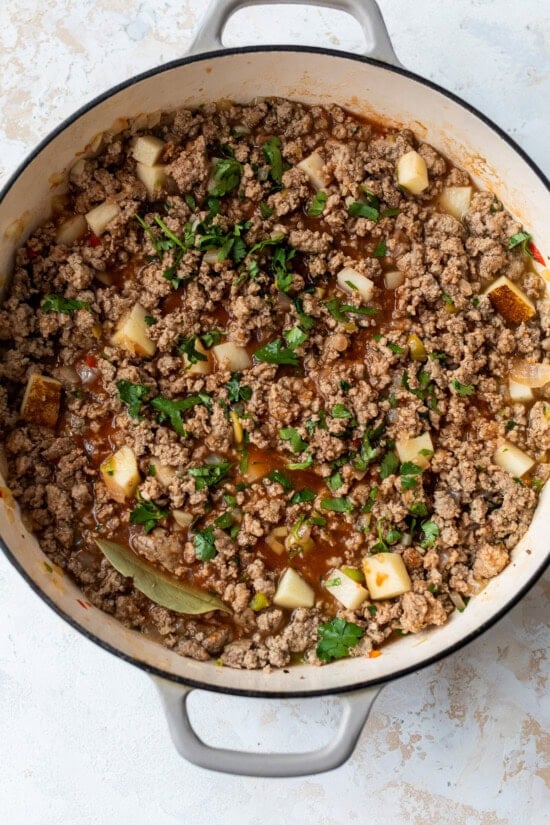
[153,677,381,777]
[189,0,401,66]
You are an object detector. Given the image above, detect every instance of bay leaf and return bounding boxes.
[95,538,230,615]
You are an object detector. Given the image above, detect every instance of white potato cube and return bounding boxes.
[85,201,121,236]
[493,440,535,477]
[324,569,368,610]
[397,150,429,195]
[508,378,534,403]
[55,214,87,245]
[297,151,325,191]
[100,445,140,503]
[363,553,412,600]
[182,338,210,375]
[384,269,405,289]
[172,509,193,529]
[136,163,167,198]
[484,275,536,324]
[131,135,165,166]
[149,459,176,486]
[273,568,315,609]
[21,374,62,428]
[439,186,472,220]
[213,342,251,372]
[396,432,434,469]
[112,303,157,357]
[337,268,374,302]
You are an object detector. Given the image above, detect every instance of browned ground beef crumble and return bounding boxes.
[1,98,549,670]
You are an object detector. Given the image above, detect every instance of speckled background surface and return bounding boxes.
[0,1,548,823]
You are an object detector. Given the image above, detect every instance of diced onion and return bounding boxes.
[449,591,467,611]
[509,360,550,388]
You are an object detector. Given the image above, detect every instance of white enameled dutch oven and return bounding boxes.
[0,0,549,778]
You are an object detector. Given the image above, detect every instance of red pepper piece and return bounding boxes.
[88,234,101,248]
[85,354,98,368]
[527,241,545,266]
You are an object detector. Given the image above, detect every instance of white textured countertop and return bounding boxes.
[0,1,548,823]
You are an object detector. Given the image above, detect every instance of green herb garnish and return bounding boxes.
[194,526,217,561]
[316,618,364,661]
[291,489,317,505]
[209,158,243,197]
[508,231,532,254]
[116,380,150,419]
[348,201,379,221]
[451,379,475,396]
[320,497,354,513]
[130,497,169,534]
[262,136,284,185]
[255,339,300,366]
[267,470,293,491]
[279,427,308,453]
[188,459,232,491]
[41,295,90,315]
[307,191,327,217]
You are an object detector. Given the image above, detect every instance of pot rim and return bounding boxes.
[1,44,548,699]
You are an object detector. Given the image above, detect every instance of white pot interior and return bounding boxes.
[1,49,548,695]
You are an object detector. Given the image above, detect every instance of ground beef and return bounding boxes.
[0,98,547,671]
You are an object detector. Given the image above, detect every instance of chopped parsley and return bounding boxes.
[116,380,150,419]
[325,296,378,322]
[209,157,243,197]
[451,379,475,396]
[178,336,208,364]
[386,341,406,355]
[409,501,429,517]
[194,526,217,561]
[331,403,352,419]
[328,471,343,492]
[129,497,169,534]
[144,315,157,326]
[348,201,379,221]
[316,618,364,662]
[307,191,328,217]
[508,231,532,255]
[320,497,354,513]
[151,394,210,437]
[379,451,399,479]
[291,489,317,505]
[293,297,315,330]
[284,326,308,349]
[255,339,300,366]
[267,469,293,491]
[279,427,308,453]
[226,374,253,404]
[354,424,385,472]
[201,330,223,348]
[287,454,314,471]
[373,239,387,257]
[259,201,273,218]
[188,459,232,491]
[271,245,296,293]
[41,294,90,315]
[420,520,440,548]
[262,136,284,185]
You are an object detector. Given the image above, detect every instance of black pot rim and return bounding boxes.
[1,44,548,699]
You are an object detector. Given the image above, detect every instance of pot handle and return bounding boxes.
[153,676,381,777]
[189,0,401,66]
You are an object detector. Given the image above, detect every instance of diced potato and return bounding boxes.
[484,275,536,324]
[136,162,167,198]
[131,135,165,166]
[149,459,176,486]
[182,338,210,375]
[541,270,550,298]
[273,568,315,609]
[20,374,62,428]
[297,151,325,191]
[407,333,427,361]
[100,445,140,503]
[363,553,412,600]
[336,268,374,302]
[508,378,534,403]
[397,150,429,195]
[396,432,434,469]
[439,186,472,220]
[213,342,251,372]
[324,568,368,610]
[55,214,87,245]
[493,440,535,477]
[384,270,405,289]
[85,201,121,236]
[172,509,193,529]
[112,304,157,357]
